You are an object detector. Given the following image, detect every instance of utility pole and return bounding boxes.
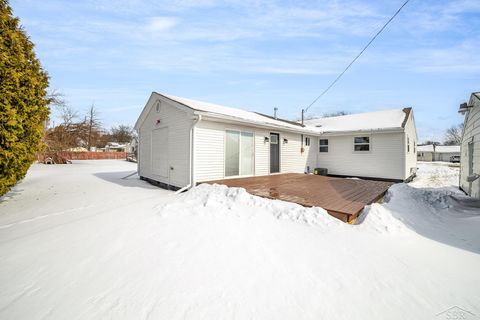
[301,109,305,126]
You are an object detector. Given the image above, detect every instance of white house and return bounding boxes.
[417,144,460,162]
[459,92,480,199]
[134,92,418,190]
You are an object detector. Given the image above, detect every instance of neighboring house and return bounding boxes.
[417,144,460,162]
[459,92,480,199]
[105,142,127,152]
[65,147,88,152]
[134,92,418,190]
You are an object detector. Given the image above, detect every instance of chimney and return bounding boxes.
[274,107,278,119]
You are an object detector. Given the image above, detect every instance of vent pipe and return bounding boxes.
[274,107,278,119]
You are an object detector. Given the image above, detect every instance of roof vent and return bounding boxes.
[274,107,278,119]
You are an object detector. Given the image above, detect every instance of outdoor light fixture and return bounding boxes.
[467,174,480,182]
[156,119,161,125]
[458,102,472,114]
[283,138,288,143]
[264,137,269,143]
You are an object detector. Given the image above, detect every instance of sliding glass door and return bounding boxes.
[240,132,254,176]
[225,130,254,177]
[225,130,240,176]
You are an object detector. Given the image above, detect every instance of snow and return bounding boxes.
[417,144,461,153]
[303,108,408,132]
[162,93,317,133]
[1,160,480,319]
[409,161,460,188]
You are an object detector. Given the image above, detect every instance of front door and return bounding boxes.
[270,133,280,173]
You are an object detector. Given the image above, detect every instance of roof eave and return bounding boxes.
[194,111,320,135]
[318,127,405,136]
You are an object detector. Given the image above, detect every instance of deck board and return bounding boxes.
[203,173,394,222]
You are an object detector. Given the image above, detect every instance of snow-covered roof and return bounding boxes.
[417,145,460,153]
[303,108,410,133]
[160,93,316,133]
[135,92,411,135]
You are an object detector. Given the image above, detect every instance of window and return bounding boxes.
[270,134,278,144]
[225,130,254,177]
[305,137,311,146]
[354,137,370,151]
[319,139,328,152]
[407,136,410,153]
[414,141,416,153]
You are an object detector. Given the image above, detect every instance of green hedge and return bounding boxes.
[0,0,50,196]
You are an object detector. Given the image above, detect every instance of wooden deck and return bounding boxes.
[204,173,394,222]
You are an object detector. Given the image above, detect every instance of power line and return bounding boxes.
[303,0,411,116]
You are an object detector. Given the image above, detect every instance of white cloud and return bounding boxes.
[145,16,178,32]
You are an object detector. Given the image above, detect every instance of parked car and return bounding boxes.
[450,155,460,163]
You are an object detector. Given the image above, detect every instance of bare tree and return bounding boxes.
[46,89,67,109]
[444,123,464,145]
[322,111,351,118]
[422,140,440,146]
[109,125,135,143]
[296,110,351,121]
[85,104,102,150]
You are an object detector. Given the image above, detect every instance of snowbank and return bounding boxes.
[158,183,344,230]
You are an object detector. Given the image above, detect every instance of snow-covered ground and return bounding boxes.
[1,160,479,319]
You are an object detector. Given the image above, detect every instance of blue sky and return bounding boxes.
[10,0,480,142]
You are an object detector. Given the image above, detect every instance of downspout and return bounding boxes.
[175,114,202,194]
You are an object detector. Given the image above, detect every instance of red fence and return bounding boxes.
[60,151,127,160]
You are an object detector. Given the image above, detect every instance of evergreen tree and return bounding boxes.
[0,0,50,195]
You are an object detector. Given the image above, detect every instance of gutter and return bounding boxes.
[194,111,319,135]
[175,114,202,194]
[318,128,404,136]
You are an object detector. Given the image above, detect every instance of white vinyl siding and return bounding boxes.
[403,111,418,179]
[460,95,480,198]
[280,132,305,173]
[317,132,405,180]
[138,98,192,188]
[194,120,310,181]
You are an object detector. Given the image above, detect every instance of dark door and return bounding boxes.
[270,133,280,173]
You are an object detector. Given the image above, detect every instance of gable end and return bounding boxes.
[401,107,412,128]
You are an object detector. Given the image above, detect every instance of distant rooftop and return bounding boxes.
[417,145,460,153]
